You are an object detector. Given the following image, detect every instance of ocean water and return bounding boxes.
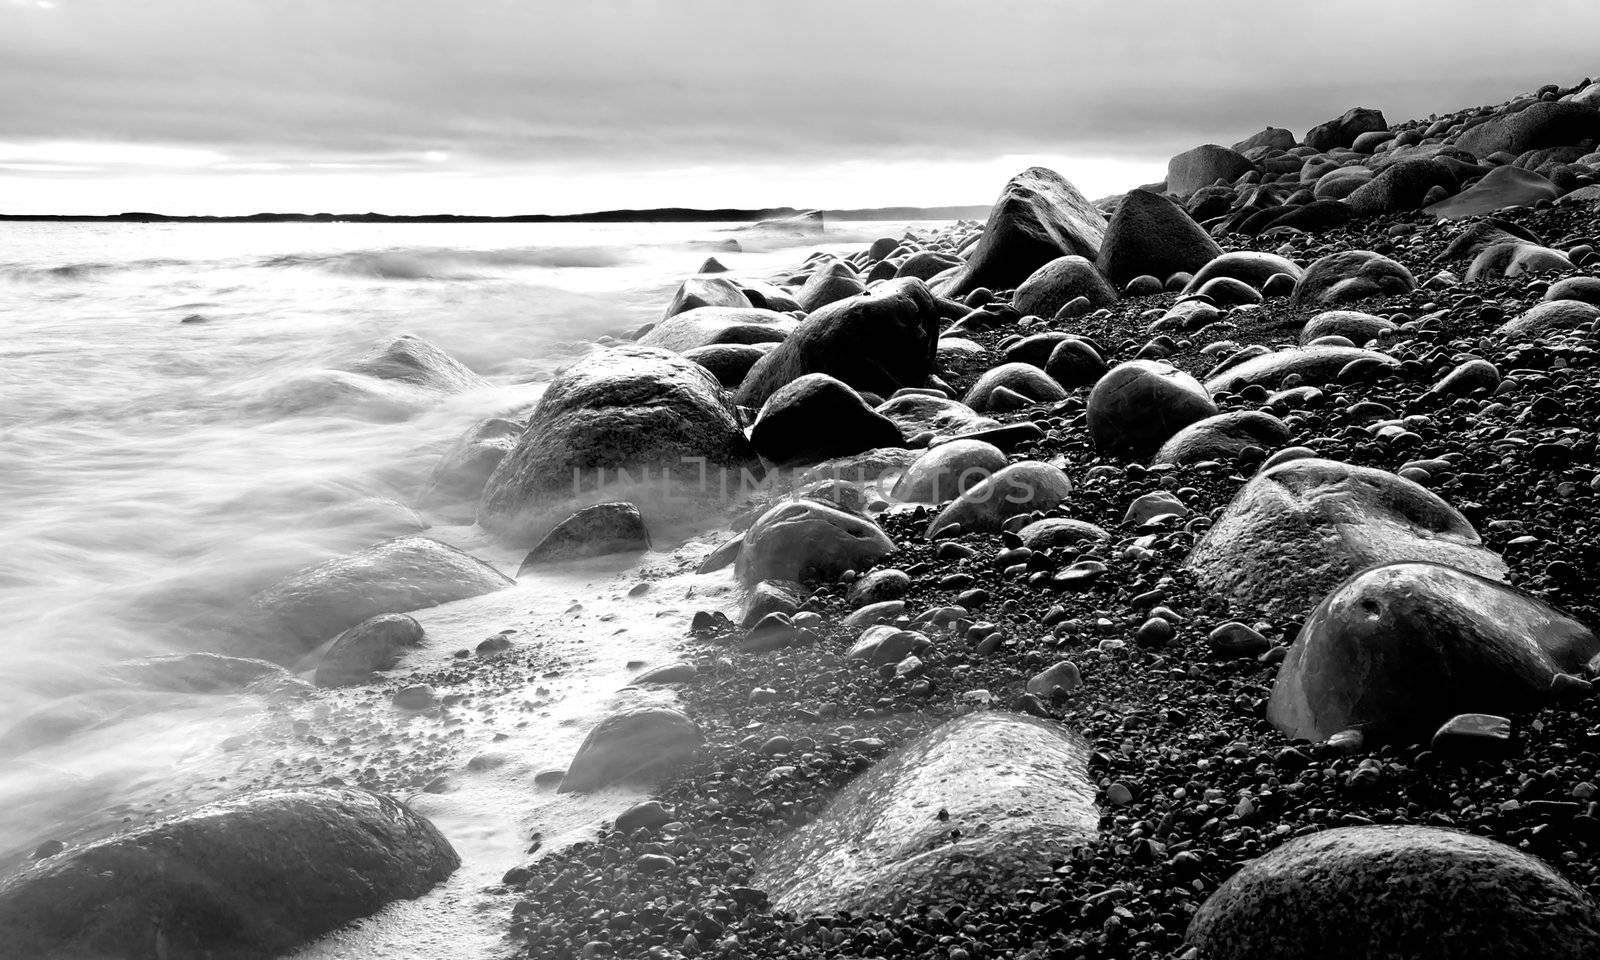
[0,218,941,954]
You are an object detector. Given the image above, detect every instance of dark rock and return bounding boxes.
[1465,242,1574,281]
[922,462,1073,536]
[1289,250,1416,309]
[1013,255,1118,318]
[1544,276,1600,305]
[796,262,866,312]
[1232,126,1297,153]
[752,713,1096,916]
[1087,360,1218,457]
[1435,218,1544,263]
[560,706,700,792]
[847,569,912,607]
[1345,158,1457,216]
[1095,189,1223,287]
[875,393,999,440]
[1431,713,1513,760]
[1187,825,1600,960]
[1045,338,1109,388]
[735,277,942,408]
[847,625,930,666]
[895,250,964,282]
[0,787,458,960]
[682,342,773,387]
[1026,661,1082,696]
[750,373,904,467]
[1187,458,1507,616]
[1426,165,1561,219]
[1304,106,1388,151]
[1208,621,1271,659]
[516,502,651,570]
[479,345,756,542]
[944,167,1108,296]
[245,538,512,660]
[1167,144,1254,196]
[1456,100,1600,158]
[314,614,425,687]
[1270,562,1599,741]
[735,500,894,587]
[661,276,752,320]
[615,800,673,833]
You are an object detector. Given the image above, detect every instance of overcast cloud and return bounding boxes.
[2,0,1598,214]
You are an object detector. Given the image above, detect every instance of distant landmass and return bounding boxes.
[0,204,992,224]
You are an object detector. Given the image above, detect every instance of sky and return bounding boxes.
[2,0,1599,216]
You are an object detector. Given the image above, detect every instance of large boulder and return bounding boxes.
[1269,562,1600,742]
[1494,299,1600,340]
[875,393,999,440]
[1344,158,1457,216]
[244,537,513,660]
[1289,251,1416,309]
[1151,411,1290,466]
[1182,251,1303,294]
[559,706,701,792]
[1167,144,1254,196]
[478,345,757,541]
[1012,255,1117,317]
[1456,100,1600,159]
[418,416,523,511]
[1232,126,1296,153]
[1304,107,1388,151]
[890,439,1009,505]
[660,276,751,320]
[348,335,489,395]
[1094,188,1223,287]
[682,342,774,388]
[1204,346,1399,393]
[796,262,866,312]
[1299,310,1395,345]
[1187,825,1600,960]
[1435,217,1544,263]
[735,278,942,408]
[962,362,1069,412]
[1426,165,1562,219]
[923,461,1073,536]
[1185,458,1507,615]
[99,653,306,698]
[750,374,904,467]
[314,614,425,687]
[1088,361,1217,458]
[636,307,796,353]
[735,500,895,587]
[0,787,458,960]
[516,501,651,570]
[944,167,1108,296]
[753,713,1097,916]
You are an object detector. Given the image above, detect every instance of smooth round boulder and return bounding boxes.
[1181,251,1303,294]
[753,713,1097,916]
[1187,825,1600,960]
[1087,360,1217,458]
[1204,346,1399,393]
[560,706,701,792]
[1195,276,1262,307]
[1185,458,1507,616]
[479,345,757,542]
[1456,99,1600,158]
[1166,143,1254,196]
[516,501,651,570]
[1269,562,1600,742]
[890,440,1009,505]
[1289,250,1416,309]
[314,613,425,687]
[874,393,998,439]
[1494,299,1600,340]
[735,500,895,587]
[923,461,1072,537]
[1343,157,1456,216]
[962,362,1069,413]
[682,342,773,387]
[1299,310,1395,345]
[1017,518,1110,550]
[1095,188,1222,287]
[1012,255,1117,318]
[637,307,796,353]
[1045,338,1109,388]
[1543,276,1600,305]
[895,250,964,282]
[1151,411,1290,466]
[796,262,866,312]
[0,787,458,960]
[750,373,904,467]
[736,277,943,408]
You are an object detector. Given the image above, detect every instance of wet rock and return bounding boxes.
[1166,143,1254,196]
[1299,310,1395,345]
[922,462,1073,537]
[962,362,1068,412]
[735,500,895,587]
[1435,218,1544,264]
[1026,660,1082,697]
[847,626,930,666]
[1204,346,1399,393]
[847,569,912,608]
[1456,99,1600,158]
[740,580,804,628]
[479,345,756,542]
[418,416,525,514]
[1544,276,1600,305]
[1431,713,1513,760]
[393,683,437,710]
[736,277,942,408]
[895,250,964,282]
[560,706,701,792]
[1017,518,1110,550]
[1012,255,1117,318]
[1123,490,1189,526]
[1465,242,1574,281]
[1088,360,1217,458]
[890,439,1009,505]
[1289,250,1416,309]
[1151,411,1289,467]
[1269,562,1598,742]
[750,373,904,467]
[636,307,796,352]
[1233,126,1296,153]
[1494,299,1600,340]
[1095,188,1222,287]
[1186,458,1507,615]
[681,342,773,388]
[795,262,866,312]
[1304,106,1388,151]
[101,653,308,698]
[629,661,698,685]
[660,275,751,320]
[348,335,489,395]
[315,614,425,687]
[1427,165,1561,219]
[874,393,998,440]
[944,167,1108,296]
[1208,621,1271,659]
[246,537,513,660]
[842,600,906,631]
[1045,337,1110,388]
[0,787,458,960]
[615,800,673,834]
[753,713,1097,916]
[516,502,651,571]
[1430,358,1500,397]
[1344,158,1457,216]
[1182,250,1303,294]
[1187,824,1600,960]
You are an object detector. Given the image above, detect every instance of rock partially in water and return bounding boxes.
[1186,458,1506,615]
[754,712,1097,916]
[735,500,895,587]
[0,786,459,960]
[100,653,308,698]
[559,706,701,792]
[636,306,796,353]
[1187,825,1600,960]
[1269,562,1599,742]
[314,613,426,687]
[417,416,524,514]
[660,275,752,320]
[245,536,513,660]
[347,334,489,395]
[517,501,651,571]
